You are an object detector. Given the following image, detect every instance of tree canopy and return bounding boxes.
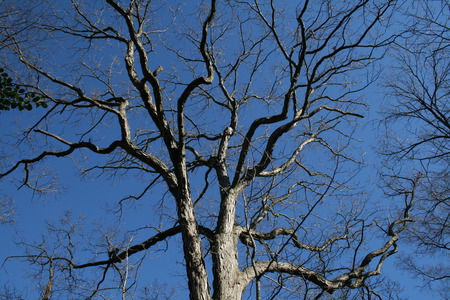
[382,1,449,296]
[0,0,448,299]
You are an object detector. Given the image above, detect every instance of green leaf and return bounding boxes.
[0,68,48,111]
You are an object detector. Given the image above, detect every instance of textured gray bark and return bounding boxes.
[212,231,242,300]
[211,191,243,299]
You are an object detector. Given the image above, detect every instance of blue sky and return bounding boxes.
[0,0,446,299]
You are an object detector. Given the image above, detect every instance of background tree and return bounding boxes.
[0,196,14,224]
[0,0,416,299]
[0,1,47,111]
[382,0,449,297]
[0,0,47,228]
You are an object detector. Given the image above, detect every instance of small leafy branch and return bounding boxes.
[0,67,47,111]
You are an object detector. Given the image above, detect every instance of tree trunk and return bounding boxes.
[176,162,211,300]
[180,214,211,300]
[212,231,244,300]
[212,192,244,299]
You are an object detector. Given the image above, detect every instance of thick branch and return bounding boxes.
[74,225,183,268]
[0,140,122,178]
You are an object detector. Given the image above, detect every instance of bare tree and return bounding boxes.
[0,199,14,225]
[1,1,415,299]
[1,1,45,224]
[382,0,449,297]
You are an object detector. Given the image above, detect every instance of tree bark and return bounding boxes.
[175,159,211,300]
[212,231,243,300]
[179,199,211,299]
[212,192,244,300]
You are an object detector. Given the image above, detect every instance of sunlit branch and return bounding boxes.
[239,226,348,252]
